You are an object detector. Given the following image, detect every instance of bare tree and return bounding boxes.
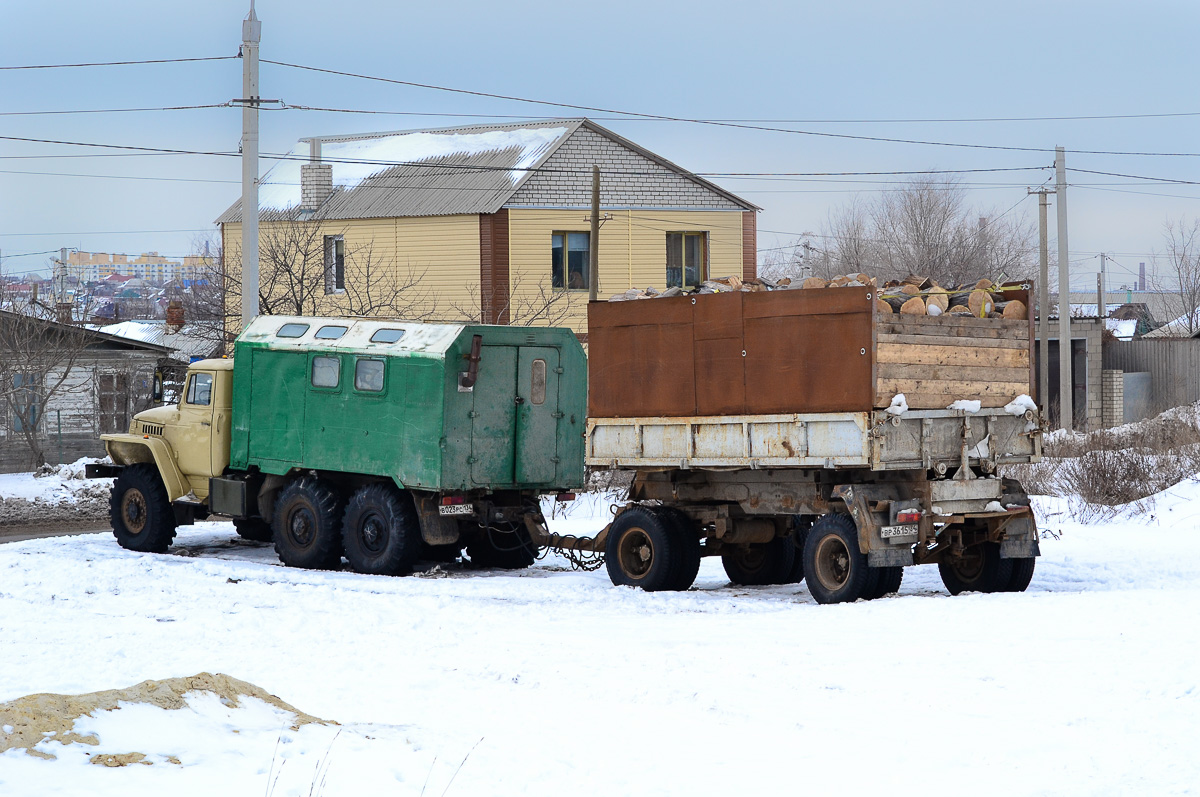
[448,272,583,327]
[806,176,1036,286]
[0,279,94,468]
[1152,217,1200,336]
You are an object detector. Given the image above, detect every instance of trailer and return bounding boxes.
[571,284,1044,603]
[88,316,587,575]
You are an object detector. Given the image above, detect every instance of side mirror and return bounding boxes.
[152,371,164,403]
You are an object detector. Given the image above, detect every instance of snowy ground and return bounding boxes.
[2,485,1199,796]
[0,459,112,527]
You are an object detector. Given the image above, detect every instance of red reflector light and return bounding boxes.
[441,496,465,505]
[555,493,576,502]
[896,511,921,523]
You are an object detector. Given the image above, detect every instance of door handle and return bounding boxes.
[514,396,525,405]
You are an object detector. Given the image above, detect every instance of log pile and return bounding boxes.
[607,275,791,301]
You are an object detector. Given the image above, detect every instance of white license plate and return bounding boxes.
[880,524,918,539]
[438,504,473,516]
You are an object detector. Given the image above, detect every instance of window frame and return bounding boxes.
[551,230,591,292]
[323,235,346,295]
[665,231,709,291]
[310,355,342,391]
[184,372,213,407]
[353,357,387,394]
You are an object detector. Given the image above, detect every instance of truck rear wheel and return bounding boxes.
[467,526,537,569]
[606,507,684,592]
[802,513,876,604]
[233,518,273,542]
[272,477,345,570]
[1003,557,1036,592]
[110,464,177,553]
[938,543,1013,595]
[722,537,795,586]
[341,484,422,576]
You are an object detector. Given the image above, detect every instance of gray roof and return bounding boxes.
[216,119,755,224]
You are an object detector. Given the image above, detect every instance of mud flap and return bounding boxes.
[410,491,462,545]
[868,549,914,567]
[1000,538,1041,558]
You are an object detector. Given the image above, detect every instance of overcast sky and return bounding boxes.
[2,0,1198,292]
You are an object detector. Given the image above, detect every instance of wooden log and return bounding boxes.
[881,293,909,311]
[926,288,950,312]
[974,278,993,290]
[899,284,920,295]
[948,305,972,315]
[899,296,927,315]
[875,298,895,314]
[999,299,1028,320]
[802,276,828,289]
[967,289,995,317]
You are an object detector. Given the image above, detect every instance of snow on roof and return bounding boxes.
[1106,318,1137,340]
[92,320,221,362]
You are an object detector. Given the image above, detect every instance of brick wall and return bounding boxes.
[1101,369,1125,428]
[508,128,746,210]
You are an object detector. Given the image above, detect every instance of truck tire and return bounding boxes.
[865,566,904,599]
[341,484,422,576]
[1003,557,1036,592]
[272,477,345,570]
[938,543,1013,595]
[802,513,876,604]
[606,507,683,592]
[233,518,273,542]
[722,537,795,586]
[467,526,537,569]
[657,507,701,591]
[110,463,177,553]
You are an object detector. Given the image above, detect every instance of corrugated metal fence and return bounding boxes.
[1103,339,1200,416]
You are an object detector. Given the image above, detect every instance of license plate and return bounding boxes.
[438,504,473,516]
[880,524,918,539]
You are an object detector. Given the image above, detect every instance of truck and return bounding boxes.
[89,283,1044,605]
[580,284,1043,603]
[88,316,587,576]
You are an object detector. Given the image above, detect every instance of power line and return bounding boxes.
[0,56,236,70]
[0,104,231,117]
[1069,167,1200,186]
[0,228,214,238]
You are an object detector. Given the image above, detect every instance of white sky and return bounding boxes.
[2,0,1198,293]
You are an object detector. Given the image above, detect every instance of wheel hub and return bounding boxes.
[121,490,147,534]
[289,508,316,547]
[360,514,387,553]
[814,534,852,590]
[617,528,654,578]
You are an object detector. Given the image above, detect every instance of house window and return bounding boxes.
[11,373,40,433]
[666,232,707,290]
[324,236,345,294]
[551,232,590,290]
[98,373,130,434]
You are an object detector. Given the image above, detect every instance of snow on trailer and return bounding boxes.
[582,286,1045,603]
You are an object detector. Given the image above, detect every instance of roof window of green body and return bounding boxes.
[315,325,348,340]
[277,323,309,338]
[369,328,406,344]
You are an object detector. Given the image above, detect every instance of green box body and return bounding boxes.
[228,316,587,493]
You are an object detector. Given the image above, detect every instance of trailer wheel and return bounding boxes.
[1003,557,1036,592]
[657,508,701,591]
[467,526,537,569]
[110,464,177,553]
[341,484,422,576]
[272,477,345,570]
[865,566,904,599]
[722,537,795,586]
[606,507,682,592]
[802,513,874,604]
[233,518,273,542]
[938,543,1013,595]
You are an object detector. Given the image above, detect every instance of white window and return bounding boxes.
[666,232,707,290]
[324,236,345,294]
[551,232,590,290]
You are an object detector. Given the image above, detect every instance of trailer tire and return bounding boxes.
[467,526,537,569]
[606,507,681,592]
[802,513,874,604]
[657,508,701,591]
[342,484,422,576]
[866,566,904,599]
[110,463,177,553]
[1003,557,1036,592]
[272,477,345,570]
[233,518,273,542]
[939,542,1013,595]
[722,536,795,586]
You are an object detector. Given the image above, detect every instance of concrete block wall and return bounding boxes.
[1084,323,1103,431]
[1101,369,1125,428]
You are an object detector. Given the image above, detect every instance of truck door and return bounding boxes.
[515,347,560,484]
[470,346,518,485]
[174,371,217,483]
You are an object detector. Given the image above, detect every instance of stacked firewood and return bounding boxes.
[608,275,791,301]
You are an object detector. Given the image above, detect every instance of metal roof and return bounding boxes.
[216,118,756,224]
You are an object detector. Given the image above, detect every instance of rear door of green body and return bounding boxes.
[469,345,560,487]
[248,349,306,469]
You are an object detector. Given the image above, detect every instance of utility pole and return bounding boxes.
[1098,252,1107,321]
[1029,187,1052,413]
[1055,147,1072,431]
[589,165,600,303]
[239,2,261,329]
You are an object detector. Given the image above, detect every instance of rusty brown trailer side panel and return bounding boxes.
[587,287,875,418]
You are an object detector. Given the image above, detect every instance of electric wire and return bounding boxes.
[0,56,237,70]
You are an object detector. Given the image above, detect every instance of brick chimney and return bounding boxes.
[300,139,333,211]
[166,299,184,333]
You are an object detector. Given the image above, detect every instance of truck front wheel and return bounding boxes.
[272,477,344,570]
[803,513,877,604]
[110,464,177,553]
[938,543,1013,595]
[341,484,422,576]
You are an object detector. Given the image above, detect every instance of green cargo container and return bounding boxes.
[230,315,587,493]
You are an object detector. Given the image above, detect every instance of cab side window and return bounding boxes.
[185,373,213,406]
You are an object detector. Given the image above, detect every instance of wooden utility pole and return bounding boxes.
[1055,147,1072,431]
[589,165,600,302]
[1029,188,1052,412]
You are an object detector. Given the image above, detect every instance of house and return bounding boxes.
[0,309,169,473]
[216,119,759,335]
